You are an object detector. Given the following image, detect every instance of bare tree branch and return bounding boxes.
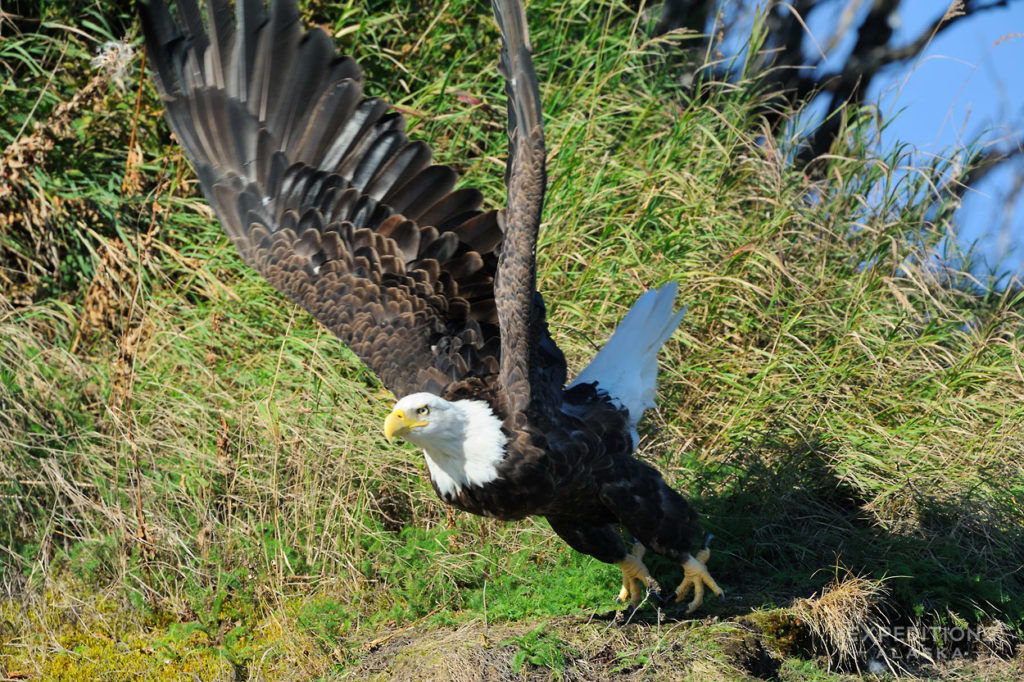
[646,0,1021,171]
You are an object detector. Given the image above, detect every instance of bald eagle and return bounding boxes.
[140,0,724,612]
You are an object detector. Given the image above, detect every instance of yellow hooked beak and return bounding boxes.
[384,409,427,443]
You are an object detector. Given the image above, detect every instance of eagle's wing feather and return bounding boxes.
[141,0,505,398]
[491,0,548,413]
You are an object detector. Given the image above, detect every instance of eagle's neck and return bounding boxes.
[420,399,506,499]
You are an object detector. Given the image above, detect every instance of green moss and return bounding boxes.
[740,611,814,658]
[40,638,230,682]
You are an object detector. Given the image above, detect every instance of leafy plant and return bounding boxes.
[504,626,571,676]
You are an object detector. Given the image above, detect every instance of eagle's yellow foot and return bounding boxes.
[674,546,724,614]
[617,545,660,609]
[616,542,646,603]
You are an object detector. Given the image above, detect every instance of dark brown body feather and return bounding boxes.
[141,0,701,574]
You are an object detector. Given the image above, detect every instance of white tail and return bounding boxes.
[569,282,685,447]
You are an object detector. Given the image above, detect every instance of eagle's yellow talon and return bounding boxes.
[618,552,659,609]
[674,551,723,614]
[616,584,631,603]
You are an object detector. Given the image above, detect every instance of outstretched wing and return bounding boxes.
[490,0,551,414]
[140,0,505,398]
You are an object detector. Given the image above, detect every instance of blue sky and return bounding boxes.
[871,0,1024,281]
[802,0,1024,281]
[720,1,1024,282]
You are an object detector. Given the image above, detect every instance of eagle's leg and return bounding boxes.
[599,460,724,614]
[617,544,660,609]
[673,543,724,614]
[616,541,644,602]
[547,517,658,608]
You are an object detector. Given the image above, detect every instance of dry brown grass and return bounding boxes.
[791,570,897,673]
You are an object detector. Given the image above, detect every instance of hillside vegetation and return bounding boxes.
[2,0,1022,679]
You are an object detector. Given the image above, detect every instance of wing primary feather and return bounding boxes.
[276,29,335,154]
[336,111,405,182]
[351,129,406,189]
[200,0,232,89]
[294,77,362,167]
[248,0,300,123]
[365,141,432,201]
[319,98,390,174]
[177,0,208,59]
[229,0,266,102]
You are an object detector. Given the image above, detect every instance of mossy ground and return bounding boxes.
[2,0,1022,679]
[6,581,1022,679]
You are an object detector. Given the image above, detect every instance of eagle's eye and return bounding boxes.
[417,406,430,418]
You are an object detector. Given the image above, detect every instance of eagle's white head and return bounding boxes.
[384,392,506,498]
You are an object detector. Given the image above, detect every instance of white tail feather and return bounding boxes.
[569,282,685,447]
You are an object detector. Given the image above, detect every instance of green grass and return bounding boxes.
[2,0,1023,678]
